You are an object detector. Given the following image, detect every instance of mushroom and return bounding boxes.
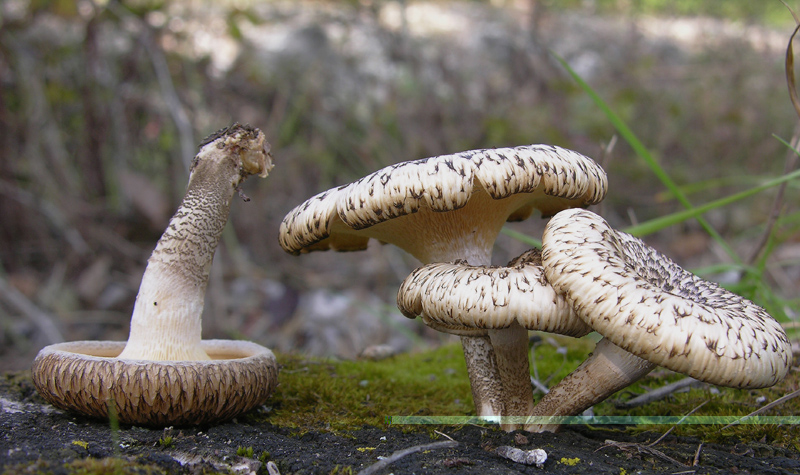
[527,208,792,432]
[279,145,607,422]
[31,124,279,426]
[397,249,592,429]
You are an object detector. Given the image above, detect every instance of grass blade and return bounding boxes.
[625,166,800,236]
[552,52,740,262]
[500,227,542,248]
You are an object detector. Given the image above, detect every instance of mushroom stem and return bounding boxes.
[448,250,507,422]
[488,322,536,430]
[460,335,506,420]
[119,125,272,361]
[525,337,656,432]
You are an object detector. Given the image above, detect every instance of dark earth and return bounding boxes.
[2,372,799,475]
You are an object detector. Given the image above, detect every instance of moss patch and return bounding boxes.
[259,344,474,431]
[258,334,799,447]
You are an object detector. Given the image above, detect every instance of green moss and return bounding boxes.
[261,335,799,446]
[236,446,254,458]
[156,436,173,448]
[262,344,475,430]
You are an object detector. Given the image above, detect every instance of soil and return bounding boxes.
[2,372,799,475]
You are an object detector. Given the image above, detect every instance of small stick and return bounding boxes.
[599,439,686,468]
[721,388,800,430]
[530,376,550,394]
[693,443,703,466]
[357,441,458,475]
[649,400,709,447]
[433,430,455,441]
[746,129,799,265]
[0,276,63,344]
[614,377,703,409]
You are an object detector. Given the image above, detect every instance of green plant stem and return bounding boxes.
[624,165,800,236]
[553,53,741,263]
[500,227,542,249]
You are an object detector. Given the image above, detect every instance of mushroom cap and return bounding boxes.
[31,339,278,426]
[279,145,607,258]
[397,249,592,337]
[541,209,792,388]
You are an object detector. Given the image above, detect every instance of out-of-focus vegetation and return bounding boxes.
[539,0,795,26]
[0,0,798,372]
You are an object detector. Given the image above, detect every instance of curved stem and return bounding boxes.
[525,337,656,432]
[119,125,271,361]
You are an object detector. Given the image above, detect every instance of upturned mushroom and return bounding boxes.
[397,249,592,429]
[527,208,792,431]
[279,145,607,421]
[31,124,279,426]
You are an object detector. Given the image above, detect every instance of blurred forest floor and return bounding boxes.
[1,0,799,372]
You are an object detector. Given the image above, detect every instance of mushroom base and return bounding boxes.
[31,340,278,427]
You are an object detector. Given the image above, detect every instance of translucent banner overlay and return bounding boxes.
[385,416,800,426]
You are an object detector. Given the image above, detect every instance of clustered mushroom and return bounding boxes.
[397,208,791,432]
[524,208,792,431]
[278,145,607,422]
[32,124,279,426]
[396,249,592,430]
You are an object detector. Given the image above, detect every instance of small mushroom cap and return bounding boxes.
[397,249,592,337]
[279,145,607,257]
[541,209,792,388]
[31,340,278,426]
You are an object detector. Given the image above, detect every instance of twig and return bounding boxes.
[649,400,709,447]
[614,377,704,409]
[433,430,455,441]
[0,276,64,344]
[692,443,703,466]
[720,388,800,430]
[598,400,708,469]
[596,134,617,218]
[0,180,89,256]
[356,440,458,475]
[598,439,686,468]
[746,129,799,265]
[530,376,550,394]
[107,2,195,173]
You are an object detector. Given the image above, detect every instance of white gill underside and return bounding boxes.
[331,186,540,265]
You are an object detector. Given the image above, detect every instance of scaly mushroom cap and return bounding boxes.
[32,340,277,426]
[541,209,792,388]
[279,145,607,262]
[397,249,592,337]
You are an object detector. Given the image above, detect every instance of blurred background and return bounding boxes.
[1,0,799,372]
